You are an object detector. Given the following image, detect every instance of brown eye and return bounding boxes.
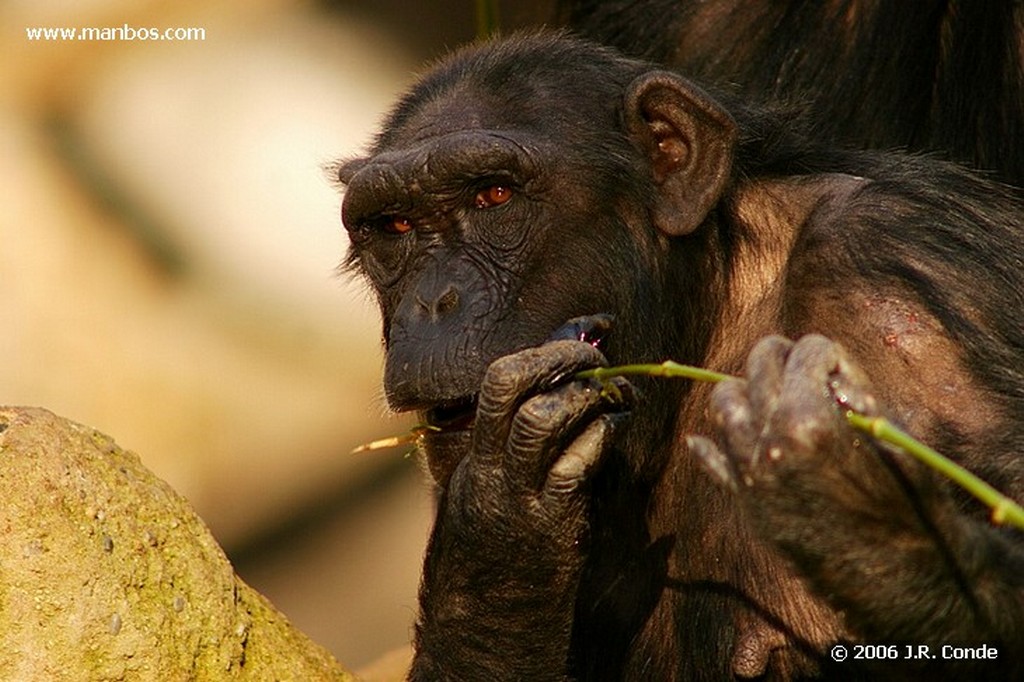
[474,185,513,209]
[385,216,414,234]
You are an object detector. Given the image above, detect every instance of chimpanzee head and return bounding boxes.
[338,33,736,428]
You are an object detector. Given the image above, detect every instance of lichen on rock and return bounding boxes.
[0,407,353,681]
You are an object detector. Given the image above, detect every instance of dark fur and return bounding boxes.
[558,0,1024,187]
[339,33,1024,680]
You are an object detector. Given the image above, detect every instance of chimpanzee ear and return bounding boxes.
[625,71,737,236]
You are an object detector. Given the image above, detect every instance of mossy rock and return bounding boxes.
[0,407,353,681]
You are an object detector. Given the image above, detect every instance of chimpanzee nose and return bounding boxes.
[401,258,464,323]
[416,283,460,320]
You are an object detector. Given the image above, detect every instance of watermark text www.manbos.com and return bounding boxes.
[25,25,206,43]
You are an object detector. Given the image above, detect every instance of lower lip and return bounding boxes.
[424,400,477,433]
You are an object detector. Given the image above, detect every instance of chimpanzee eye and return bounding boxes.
[474,184,513,209]
[384,216,414,234]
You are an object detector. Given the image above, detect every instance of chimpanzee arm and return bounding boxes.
[690,335,1024,675]
[410,340,630,681]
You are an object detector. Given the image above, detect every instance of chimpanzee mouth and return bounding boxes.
[423,395,478,433]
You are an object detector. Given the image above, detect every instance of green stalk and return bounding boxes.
[577,360,732,384]
[357,356,1023,529]
[475,0,500,40]
[845,412,1024,528]
[579,362,1024,530]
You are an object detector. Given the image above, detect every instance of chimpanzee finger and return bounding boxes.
[770,335,851,456]
[546,313,615,348]
[744,336,793,426]
[827,347,881,418]
[687,435,740,492]
[507,376,632,492]
[472,340,608,465]
[708,378,760,473]
[545,412,627,497]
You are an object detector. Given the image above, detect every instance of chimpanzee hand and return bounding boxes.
[689,335,1024,665]
[688,335,941,576]
[411,316,632,681]
[690,334,887,501]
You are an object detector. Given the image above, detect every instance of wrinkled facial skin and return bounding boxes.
[340,128,549,408]
[338,88,656,428]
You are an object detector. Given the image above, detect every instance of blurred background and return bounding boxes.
[1,0,550,673]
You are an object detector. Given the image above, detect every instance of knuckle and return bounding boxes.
[480,341,605,400]
[748,335,793,369]
[510,400,560,447]
[709,379,750,425]
[788,334,842,375]
[514,382,600,433]
[772,409,830,451]
[482,353,525,393]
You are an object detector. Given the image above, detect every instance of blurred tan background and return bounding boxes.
[1,0,549,671]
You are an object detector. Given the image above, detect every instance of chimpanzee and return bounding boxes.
[557,0,1024,188]
[337,33,1024,680]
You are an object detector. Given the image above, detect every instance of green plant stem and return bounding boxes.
[475,0,500,39]
[578,362,1024,529]
[577,361,732,384]
[845,412,1024,528]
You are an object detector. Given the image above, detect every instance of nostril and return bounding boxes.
[434,285,460,316]
[414,284,460,320]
